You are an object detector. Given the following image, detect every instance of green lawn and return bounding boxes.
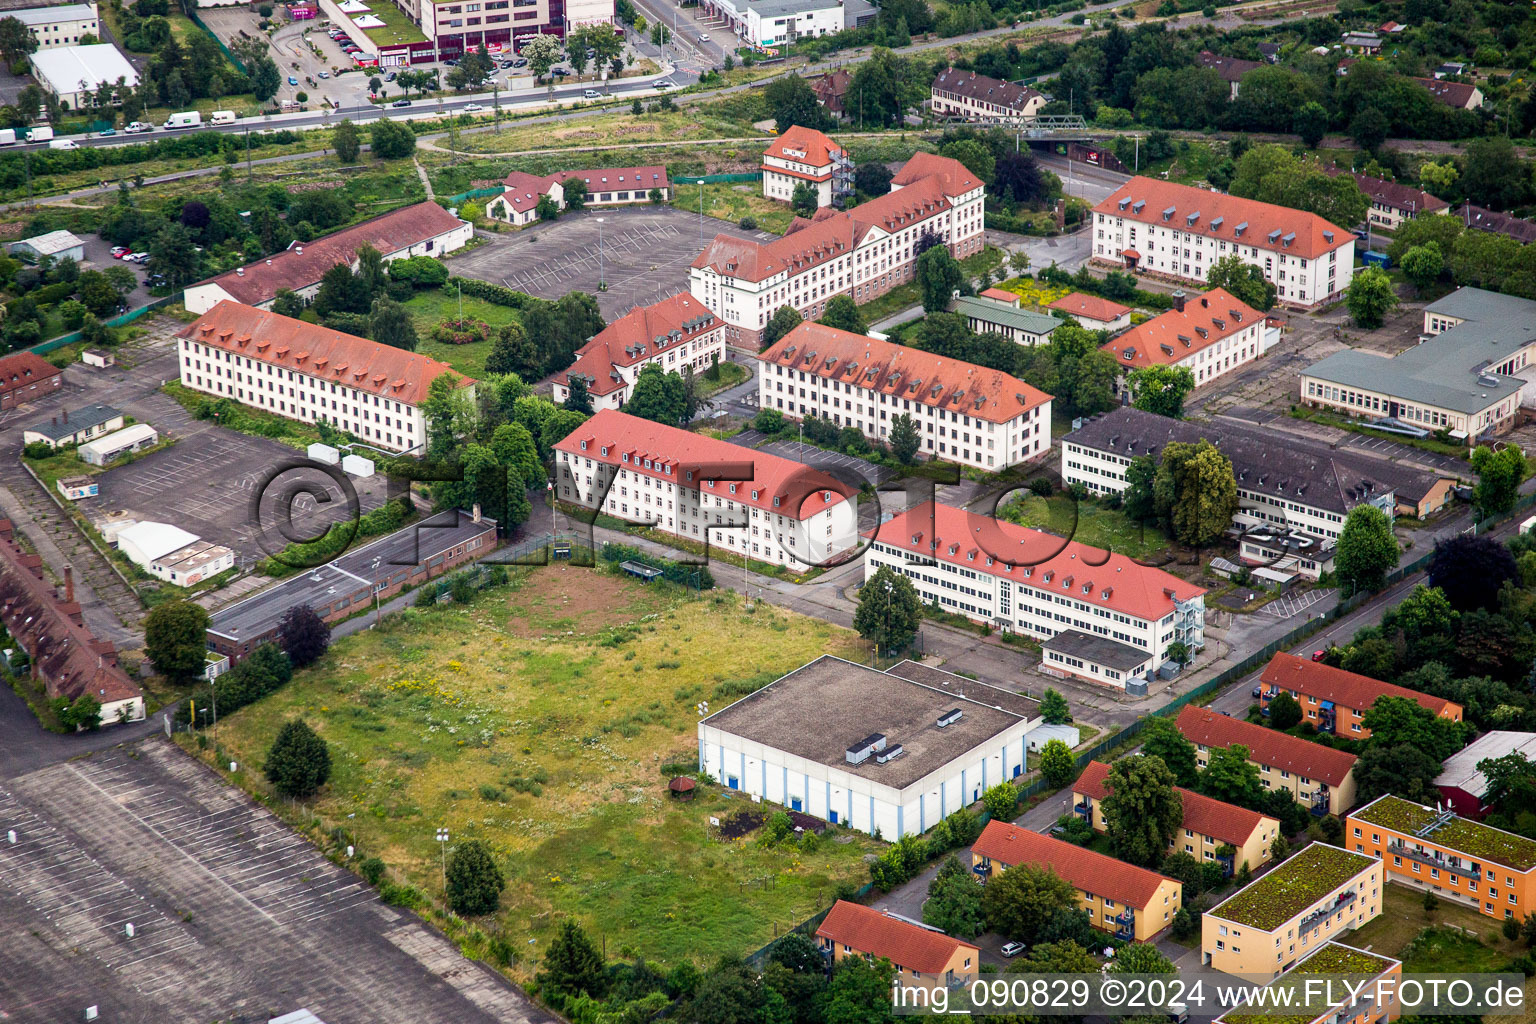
[180,567,877,978]
[858,246,1005,325]
[671,182,795,235]
[997,493,1170,562]
[1347,882,1527,974]
[404,290,523,378]
[357,1,428,46]
[697,360,748,398]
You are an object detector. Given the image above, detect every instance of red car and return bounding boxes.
[1312,649,1327,662]
[110,246,130,258]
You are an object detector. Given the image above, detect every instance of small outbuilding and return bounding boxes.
[57,475,97,500]
[77,423,158,466]
[8,229,86,265]
[114,520,235,587]
[81,349,115,368]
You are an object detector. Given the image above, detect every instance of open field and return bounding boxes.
[673,180,797,234]
[187,567,878,976]
[404,290,524,377]
[997,492,1171,563]
[455,105,769,157]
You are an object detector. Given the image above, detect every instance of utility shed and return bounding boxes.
[698,655,1040,838]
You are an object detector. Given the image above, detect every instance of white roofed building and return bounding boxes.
[29,43,137,108]
[114,521,235,587]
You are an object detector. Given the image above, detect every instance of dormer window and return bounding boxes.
[1161,206,1176,221]
[752,490,760,500]
[601,446,610,456]
[729,484,737,494]
[773,496,781,507]
[579,440,588,450]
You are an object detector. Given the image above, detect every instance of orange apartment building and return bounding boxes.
[814,899,979,992]
[1177,705,1359,816]
[1072,760,1281,875]
[971,820,1182,941]
[1347,794,1536,922]
[1213,941,1402,1024]
[1260,652,1463,737]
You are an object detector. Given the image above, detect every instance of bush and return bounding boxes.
[263,718,331,798]
[447,276,531,309]
[430,317,492,346]
[358,856,386,885]
[22,440,54,459]
[738,216,757,229]
[446,839,506,916]
[598,542,714,589]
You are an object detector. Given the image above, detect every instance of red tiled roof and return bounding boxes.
[866,501,1205,623]
[1048,292,1132,323]
[197,201,463,306]
[179,301,472,406]
[1175,705,1358,787]
[931,66,1044,113]
[973,820,1176,907]
[500,170,560,213]
[1075,760,1272,847]
[1260,652,1462,718]
[1103,288,1262,369]
[815,900,978,974]
[1197,50,1263,84]
[552,408,854,519]
[890,151,983,198]
[1321,167,1449,216]
[1413,77,1479,108]
[0,351,62,398]
[810,69,851,114]
[979,287,1019,304]
[1095,177,1354,261]
[552,294,721,396]
[762,322,1049,424]
[764,124,845,169]
[563,165,670,194]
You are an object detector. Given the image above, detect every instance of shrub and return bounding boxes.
[430,317,492,346]
[357,856,387,885]
[738,216,757,229]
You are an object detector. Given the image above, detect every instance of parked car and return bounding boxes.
[318,71,330,79]
[392,98,413,106]
[128,252,150,263]
[550,67,570,77]
[146,273,167,287]
[288,76,299,85]
[698,33,710,43]
[582,88,600,98]
[110,246,129,258]
[498,60,513,68]
[1251,684,1263,698]
[1312,650,1327,662]
[1001,942,1026,958]
[463,103,484,112]
[512,57,526,67]
[386,71,397,81]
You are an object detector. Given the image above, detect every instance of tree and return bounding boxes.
[278,604,330,668]
[762,305,803,351]
[789,182,818,217]
[1346,266,1399,329]
[889,413,920,465]
[369,119,416,160]
[1429,535,1517,612]
[1400,243,1444,296]
[369,297,418,352]
[982,863,1078,943]
[1362,696,1464,763]
[445,839,505,915]
[825,954,893,1024]
[1471,444,1527,518]
[1355,742,1443,802]
[1109,942,1175,974]
[145,600,210,682]
[855,161,893,197]
[916,244,962,313]
[854,565,922,653]
[1349,106,1390,152]
[1040,687,1070,725]
[539,919,608,1002]
[625,363,687,425]
[763,73,832,133]
[563,375,594,414]
[995,152,1049,205]
[1206,254,1277,312]
[1461,137,1528,212]
[847,47,906,128]
[269,288,304,319]
[984,781,1018,821]
[924,856,985,938]
[818,295,866,334]
[1101,755,1183,867]
[1128,364,1196,419]
[521,33,562,80]
[333,119,361,163]
[1419,160,1459,198]
[1229,145,1368,229]
[263,719,331,798]
[147,222,200,288]
[1267,690,1302,730]
[940,138,995,184]
[1142,717,1199,787]
[1121,454,1159,525]
[1293,101,1329,149]
[0,15,37,65]
[1335,504,1397,594]
[1039,738,1076,788]
[1153,440,1238,548]
[1199,744,1262,807]
[247,52,281,102]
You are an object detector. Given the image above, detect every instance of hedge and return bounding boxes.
[258,496,415,578]
[0,129,308,179]
[446,276,532,309]
[599,542,715,590]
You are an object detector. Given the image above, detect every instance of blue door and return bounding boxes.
[1013,764,1023,778]
[727,776,739,790]
[791,797,803,811]
[829,810,839,824]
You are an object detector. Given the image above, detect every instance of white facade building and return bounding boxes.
[552,408,859,570]
[691,152,985,348]
[115,521,235,587]
[551,294,725,412]
[865,501,1207,687]
[28,43,137,109]
[1103,287,1265,390]
[761,125,851,208]
[758,321,1052,471]
[1092,177,1355,310]
[177,301,472,453]
[699,0,843,49]
[929,66,1045,123]
[9,3,99,50]
[699,656,1040,838]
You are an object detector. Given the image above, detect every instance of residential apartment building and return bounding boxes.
[176,301,472,453]
[972,820,1183,941]
[929,67,1045,123]
[1454,204,1536,245]
[1348,794,1536,922]
[815,900,979,991]
[691,152,985,348]
[10,2,99,50]
[550,294,725,411]
[1177,706,1359,815]
[762,125,852,208]
[1260,652,1464,737]
[866,501,1206,684]
[1325,167,1449,231]
[1213,942,1401,1024]
[1072,760,1280,874]
[0,352,61,411]
[1103,287,1265,390]
[184,202,472,314]
[1092,177,1355,310]
[493,165,671,226]
[1301,287,1536,441]
[758,322,1052,471]
[1203,844,1383,978]
[552,409,859,570]
[953,290,1061,346]
[1048,291,1132,332]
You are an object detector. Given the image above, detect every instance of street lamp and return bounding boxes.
[596,216,605,289]
[435,828,450,890]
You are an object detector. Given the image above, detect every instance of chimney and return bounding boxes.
[1172,290,1186,312]
[471,503,482,523]
[64,565,74,604]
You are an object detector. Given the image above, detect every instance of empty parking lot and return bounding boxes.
[0,740,551,1024]
[449,207,771,319]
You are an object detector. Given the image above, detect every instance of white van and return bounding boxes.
[162,111,202,130]
[209,110,237,125]
[0,129,16,145]
[48,138,78,150]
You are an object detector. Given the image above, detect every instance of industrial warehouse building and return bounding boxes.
[28,44,138,109]
[697,656,1040,838]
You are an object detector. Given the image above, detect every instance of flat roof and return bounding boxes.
[1352,794,1536,871]
[9,3,96,22]
[1217,942,1400,1024]
[1208,843,1377,931]
[1041,629,1151,671]
[883,659,1042,718]
[1435,730,1536,796]
[1424,285,1536,325]
[952,295,1062,336]
[701,655,1028,790]
[29,44,138,92]
[208,509,495,642]
[78,422,156,453]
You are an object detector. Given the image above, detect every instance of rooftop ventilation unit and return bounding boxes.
[876,743,905,763]
[846,733,887,765]
[937,708,963,728]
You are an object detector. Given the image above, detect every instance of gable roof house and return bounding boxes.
[550,294,725,411]
[1197,50,1264,97]
[1414,76,1483,109]
[930,66,1046,122]
[1101,287,1265,389]
[815,900,980,989]
[1259,651,1463,737]
[1177,704,1359,815]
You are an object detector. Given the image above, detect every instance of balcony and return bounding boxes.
[1297,890,1356,935]
[973,860,992,879]
[1216,851,1235,877]
[1114,908,1135,925]
[1114,924,1135,941]
[1387,841,1479,877]
[1073,801,1092,819]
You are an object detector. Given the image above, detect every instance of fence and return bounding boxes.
[29,294,183,356]
[445,186,506,204]
[674,172,763,184]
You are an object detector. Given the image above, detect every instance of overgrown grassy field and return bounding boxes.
[187,567,877,975]
[998,493,1170,562]
[403,290,524,377]
[455,106,769,156]
[673,181,796,234]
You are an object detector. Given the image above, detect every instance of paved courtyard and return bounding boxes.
[0,739,551,1024]
[449,206,771,320]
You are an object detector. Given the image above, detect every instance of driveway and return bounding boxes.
[78,235,151,308]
